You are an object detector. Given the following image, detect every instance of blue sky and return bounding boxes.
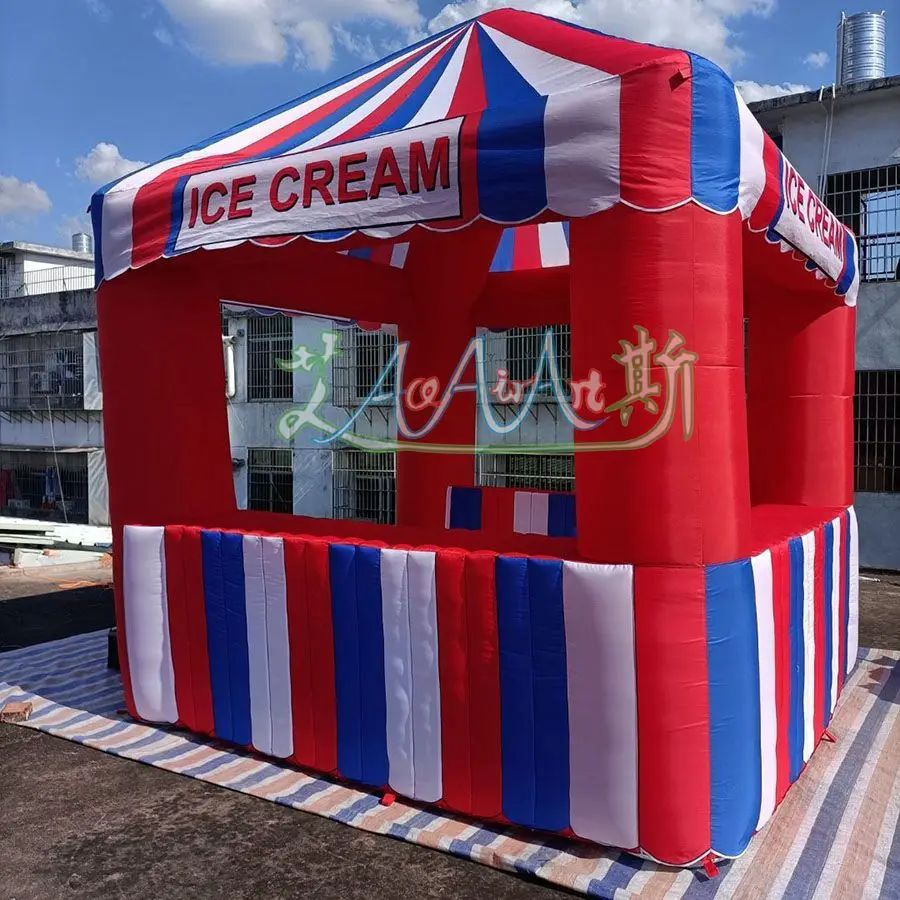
[1,0,896,248]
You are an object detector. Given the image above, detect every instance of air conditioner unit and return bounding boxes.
[30,371,51,394]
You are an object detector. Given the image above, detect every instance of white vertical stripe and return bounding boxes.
[562,561,638,849]
[830,517,842,713]
[848,507,860,672]
[390,242,410,269]
[380,548,415,799]
[537,222,570,268]
[262,537,293,758]
[801,530,816,762]
[243,535,273,755]
[530,492,549,536]
[123,525,178,724]
[544,78,621,218]
[513,491,533,534]
[752,550,777,830]
[444,486,452,529]
[406,550,442,802]
[735,90,767,219]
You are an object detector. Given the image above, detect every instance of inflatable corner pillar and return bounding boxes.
[568,204,751,567]
[746,284,855,508]
[395,226,500,529]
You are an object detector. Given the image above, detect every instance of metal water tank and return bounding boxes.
[72,232,93,254]
[836,11,887,86]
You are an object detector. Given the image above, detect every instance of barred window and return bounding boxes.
[855,370,899,493]
[332,326,396,407]
[482,325,571,400]
[247,315,293,401]
[825,165,900,282]
[247,448,293,513]
[0,332,84,410]
[332,449,396,524]
[477,453,574,493]
[0,450,88,523]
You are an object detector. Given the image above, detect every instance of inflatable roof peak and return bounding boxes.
[91,7,858,303]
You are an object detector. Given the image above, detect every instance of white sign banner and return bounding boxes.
[774,158,848,282]
[173,117,464,252]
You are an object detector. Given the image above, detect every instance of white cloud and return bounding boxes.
[735,80,811,103]
[58,213,92,242]
[156,0,423,70]
[0,175,52,217]
[84,0,111,20]
[427,0,775,71]
[76,143,147,185]
[154,26,175,46]
[804,50,828,69]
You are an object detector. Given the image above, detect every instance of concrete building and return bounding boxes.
[0,240,107,526]
[750,75,900,569]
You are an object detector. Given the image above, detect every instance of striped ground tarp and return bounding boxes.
[1,631,898,899]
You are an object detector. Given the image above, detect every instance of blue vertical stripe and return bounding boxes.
[330,543,363,780]
[496,555,535,826]
[201,531,232,740]
[688,54,741,212]
[706,558,761,857]
[527,559,569,831]
[789,537,806,782]
[490,229,516,272]
[449,486,482,530]
[842,510,851,684]
[547,493,576,537]
[496,556,570,831]
[824,523,834,726]
[475,26,547,222]
[220,532,252,747]
[355,545,389,787]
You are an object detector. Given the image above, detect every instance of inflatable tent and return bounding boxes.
[93,9,861,868]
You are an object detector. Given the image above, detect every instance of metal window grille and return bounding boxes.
[483,326,571,401]
[854,370,899,493]
[247,448,294,513]
[0,264,93,299]
[0,450,89,522]
[247,315,293,401]
[0,332,85,410]
[332,326,396,407]
[332,448,396,524]
[477,453,575,493]
[825,165,900,282]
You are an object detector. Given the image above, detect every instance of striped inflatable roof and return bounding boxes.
[91,8,859,304]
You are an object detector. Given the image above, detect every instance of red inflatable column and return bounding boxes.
[568,204,751,567]
[746,287,855,508]
[395,226,499,530]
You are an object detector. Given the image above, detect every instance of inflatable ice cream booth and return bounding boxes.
[92,9,860,868]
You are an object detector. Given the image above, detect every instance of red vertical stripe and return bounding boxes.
[163,526,214,734]
[465,550,503,818]
[512,224,542,271]
[770,540,792,804]
[635,566,710,864]
[619,59,693,211]
[368,243,395,267]
[749,135,785,231]
[284,536,338,772]
[436,549,472,811]
[181,526,215,734]
[164,526,195,729]
[481,487,515,535]
[813,525,826,741]
[435,549,503,819]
